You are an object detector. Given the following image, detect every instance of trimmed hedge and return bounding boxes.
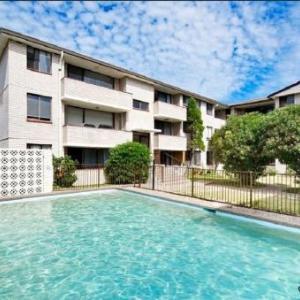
[104,142,151,184]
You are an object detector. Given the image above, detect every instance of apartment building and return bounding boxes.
[0,28,226,168]
[228,83,300,173]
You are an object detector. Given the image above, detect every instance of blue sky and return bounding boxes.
[1,1,300,103]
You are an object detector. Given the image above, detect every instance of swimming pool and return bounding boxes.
[0,190,299,299]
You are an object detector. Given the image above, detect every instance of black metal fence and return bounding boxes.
[53,165,106,191]
[141,165,300,216]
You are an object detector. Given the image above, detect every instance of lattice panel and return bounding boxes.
[0,149,44,198]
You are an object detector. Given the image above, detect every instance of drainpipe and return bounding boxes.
[57,50,64,156]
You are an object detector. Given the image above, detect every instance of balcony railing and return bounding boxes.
[61,77,132,112]
[154,134,187,151]
[154,101,186,121]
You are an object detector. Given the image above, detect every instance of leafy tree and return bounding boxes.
[210,112,272,182]
[104,142,151,184]
[264,105,300,176]
[53,155,77,187]
[186,97,205,164]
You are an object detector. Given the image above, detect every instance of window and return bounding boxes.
[27,93,51,121]
[133,132,150,147]
[27,46,51,74]
[183,121,190,133]
[65,106,114,128]
[66,147,109,166]
[27,144,52,150]
[133,99,149,111]
[206,126,213,140]
[206,151,214,166]
[279,95,294,107]
[67,64,114,89]
[183,95,190,107]
[206,103,213,116]
[155,91,172,104]
[155,120,173,135]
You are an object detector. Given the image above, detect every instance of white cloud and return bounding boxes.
[0,1,299,102]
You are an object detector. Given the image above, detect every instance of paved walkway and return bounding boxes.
[124,187,300,229]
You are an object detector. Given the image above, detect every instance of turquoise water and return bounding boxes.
[0,190,300,299]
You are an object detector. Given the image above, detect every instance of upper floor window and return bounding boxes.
[155,120,173,135]
[206,103,214,116]
[27,93,51,121]
[67,64,114,89]
[133,99,149,111]
[65,106,114,129]
[27,46,52,74]
[279,95,294,107]
[183,95,190,107]
[206,126,213,140]
[155,91,172,104]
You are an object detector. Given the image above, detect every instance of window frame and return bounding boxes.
[206,102,214,116]
[206,151,214,166]
[155,91,173,104]
[27,93,52,122]
[27,46,52,74]
[133,99,149,111]
[206,126,213,140]
[67,64,114,90]
[279,95,295,107]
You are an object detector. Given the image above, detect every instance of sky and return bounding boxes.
[0,1,300,103]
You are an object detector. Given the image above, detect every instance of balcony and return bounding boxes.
[62,78,132,112]
[154,134,187,151]
[63,125,132,148]
[154,101,186,122]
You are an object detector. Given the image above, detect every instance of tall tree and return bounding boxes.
[264,105,300,176]
[186,97,205,164]
[210,112,272,181]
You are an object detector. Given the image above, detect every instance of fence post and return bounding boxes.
[152,163,155,190]
[98,167,101,188]
[191,167,195,197]
[249,171,253,208]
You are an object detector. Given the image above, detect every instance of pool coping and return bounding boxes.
[122,187,300,230]
[1,186,300,230]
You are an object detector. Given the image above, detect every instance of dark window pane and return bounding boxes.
[27,94,39,118]
[84,70,114,89]
[207,151,213,165]
[156,91,172,104]
[40,96,51,120]
[27,46,39,71]
[207,103,213,115]
[68,65,83,80]
[133,99,148,111]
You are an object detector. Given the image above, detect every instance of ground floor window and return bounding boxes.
[66,147,109,167]
[27,143,52,150]
[133,132,150,147]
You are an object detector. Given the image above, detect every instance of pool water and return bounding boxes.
[0,190,300,299]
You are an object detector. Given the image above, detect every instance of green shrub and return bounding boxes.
[53,155,77,187]
[104,142,151,184]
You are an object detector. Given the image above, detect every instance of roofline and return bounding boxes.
[229,98,273,108]
[268,80,300,98]
[0,27,224,105]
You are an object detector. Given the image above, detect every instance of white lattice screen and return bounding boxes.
[0,149,53,198]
